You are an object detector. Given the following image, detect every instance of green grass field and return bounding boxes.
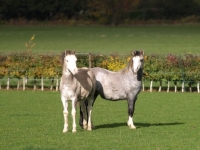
[0,91,199,150]
[0,25,200,55]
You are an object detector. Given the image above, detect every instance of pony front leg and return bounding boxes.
[61,96,68,133]
[71,100,77,133]
[127,116,136,129]
[127,98,136,129]
[63,111,68,132]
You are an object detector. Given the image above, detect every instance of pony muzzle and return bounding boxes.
[73,68,78,74]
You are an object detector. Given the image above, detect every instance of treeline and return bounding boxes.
[1,0,200,25]
[0,52,200,92]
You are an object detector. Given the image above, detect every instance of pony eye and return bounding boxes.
[140,59,143,62]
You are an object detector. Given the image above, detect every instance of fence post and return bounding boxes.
[7,77,10,90]
[179,55,185,92]
[41,76,44,91]
[23,76,26,90]
[89,53,92,68]
[56,77,59,91]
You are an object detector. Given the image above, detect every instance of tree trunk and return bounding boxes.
[150,81,153,92]
[167,81,170,92]
[197,82,199,93]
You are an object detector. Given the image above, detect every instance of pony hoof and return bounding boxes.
[83,126,87,130]
[63,130,68,133]
[127,122,136,129]
[87,128,92,131]
[72,130,77,133]
[128,125,136,129]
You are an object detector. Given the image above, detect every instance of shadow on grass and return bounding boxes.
[23,146,54,150]
[94,122,184,130]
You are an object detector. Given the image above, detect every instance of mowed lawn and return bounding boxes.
[0,25,200,55]
[0,90,199,150]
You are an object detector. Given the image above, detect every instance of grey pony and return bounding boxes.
[80,50,144,129]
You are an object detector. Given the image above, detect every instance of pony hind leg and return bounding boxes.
[79,92,98,129]
[80,101,88,130]
[87,98,94,131]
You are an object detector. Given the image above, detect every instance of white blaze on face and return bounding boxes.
[65,55,78,74]
[133,56,141,73]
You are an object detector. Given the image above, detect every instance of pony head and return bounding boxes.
[131,50,144,74]
[62,50,78,74]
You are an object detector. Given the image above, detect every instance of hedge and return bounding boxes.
[0,51,200,92]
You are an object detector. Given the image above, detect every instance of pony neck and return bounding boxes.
[137,68,143,81]
[63,63,73,77]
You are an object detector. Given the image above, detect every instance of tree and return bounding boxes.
[86,0,140,25]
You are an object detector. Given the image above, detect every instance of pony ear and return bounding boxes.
[65,49,69,56]
[140,50,144,56]
[73,49,76,54]
[132,50,136,56]
[65,50,67,56]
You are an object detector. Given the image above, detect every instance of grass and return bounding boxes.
[0,91,200,150]
[0,25,200,55]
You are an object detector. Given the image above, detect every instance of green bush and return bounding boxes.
[0,52,200,83]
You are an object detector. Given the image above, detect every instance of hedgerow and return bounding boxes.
[0,51,200,89]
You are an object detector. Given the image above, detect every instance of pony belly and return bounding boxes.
[103,91,127,100]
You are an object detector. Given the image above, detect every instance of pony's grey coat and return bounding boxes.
[80,50,144,129]
[91,67,142,101]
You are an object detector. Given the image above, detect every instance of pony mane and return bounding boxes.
[60,50,76,67]
[118,58,133,74]
[119,50,144,74]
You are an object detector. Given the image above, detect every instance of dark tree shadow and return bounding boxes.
[94,122,184,130]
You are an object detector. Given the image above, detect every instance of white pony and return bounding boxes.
[60,50,96,133]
